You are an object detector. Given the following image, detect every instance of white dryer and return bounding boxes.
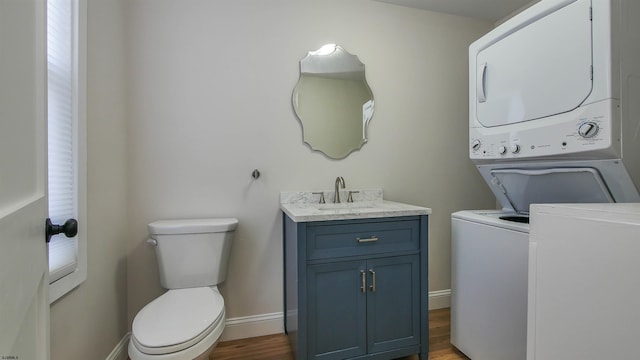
[468,0,640,202]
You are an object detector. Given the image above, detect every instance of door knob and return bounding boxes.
[45,218,78,243]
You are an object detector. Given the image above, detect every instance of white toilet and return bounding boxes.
[129,218,238,360]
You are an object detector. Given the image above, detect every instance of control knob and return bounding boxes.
[578,122,599,138]
[498,145,507,155]
[510,144,521,154]
[471,139,481,151]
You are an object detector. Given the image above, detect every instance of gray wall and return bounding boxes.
[48,2,496,357]
[124,0,495,332]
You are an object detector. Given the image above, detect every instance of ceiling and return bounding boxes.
[374,0,538,22]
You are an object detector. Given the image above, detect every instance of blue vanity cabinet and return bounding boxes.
[283,215,429,360]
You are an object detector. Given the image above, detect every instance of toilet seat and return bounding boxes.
[132,287,224,355]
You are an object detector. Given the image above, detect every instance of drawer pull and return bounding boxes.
[356,236,378,243]
[360,270,366,293]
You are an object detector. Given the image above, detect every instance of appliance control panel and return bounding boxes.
[470,100,618,160]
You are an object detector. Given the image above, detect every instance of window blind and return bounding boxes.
[48,0,78,284]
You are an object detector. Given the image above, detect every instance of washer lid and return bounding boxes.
[132,287,224,351]
[489,167,614,214]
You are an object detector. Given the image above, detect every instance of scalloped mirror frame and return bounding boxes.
[292,44,375,159]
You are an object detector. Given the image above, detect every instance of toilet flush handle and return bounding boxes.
[146,238,158,246]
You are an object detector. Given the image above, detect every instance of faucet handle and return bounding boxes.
[347,190,360,203]
[312,192,326,204]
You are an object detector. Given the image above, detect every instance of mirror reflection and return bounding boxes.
[292,44,374,159]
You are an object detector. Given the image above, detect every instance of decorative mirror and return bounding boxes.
[292,44,374,159]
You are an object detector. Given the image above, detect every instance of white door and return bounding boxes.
[0,0,50,359]
[528,203,640,359]
[475,0,592,127]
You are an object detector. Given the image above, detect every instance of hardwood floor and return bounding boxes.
[426,308,470,360]
[209,333,293,360]
[210,308,469,360]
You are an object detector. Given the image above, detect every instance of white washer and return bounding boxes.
[451,210,529,360]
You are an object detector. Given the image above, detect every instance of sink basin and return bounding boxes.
[314,202,379,211]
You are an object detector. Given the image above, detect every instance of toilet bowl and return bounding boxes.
[129,218,238,360]
[129,287,225,360]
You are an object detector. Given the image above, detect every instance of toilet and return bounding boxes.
[129,218,238,360]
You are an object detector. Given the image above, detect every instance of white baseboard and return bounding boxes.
[118,313,285,348]
[221,311,284,341]
[221,291,450,341]
[120,291,451,348]
[429,289,451,310]
[106,332,130,360]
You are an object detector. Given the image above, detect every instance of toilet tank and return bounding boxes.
[148,218,238,289]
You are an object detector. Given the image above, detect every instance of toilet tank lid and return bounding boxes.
[148,218,238,235]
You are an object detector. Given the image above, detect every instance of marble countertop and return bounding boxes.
[280,189,431,222]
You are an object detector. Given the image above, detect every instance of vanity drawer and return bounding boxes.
[306,218,419,260]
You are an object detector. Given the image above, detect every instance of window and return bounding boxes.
[47,0,87,303]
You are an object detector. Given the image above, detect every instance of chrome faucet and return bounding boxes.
[334,176,345,203]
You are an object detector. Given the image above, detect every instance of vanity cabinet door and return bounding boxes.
[306,255,420,360]
[307,260,368,360]
[366,255,420,354]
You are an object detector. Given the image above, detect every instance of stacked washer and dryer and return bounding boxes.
[451,0,640,359]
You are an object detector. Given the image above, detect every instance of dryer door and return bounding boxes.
[474,0,592,127]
